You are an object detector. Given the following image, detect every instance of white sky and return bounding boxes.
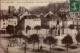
[1,0,67,10]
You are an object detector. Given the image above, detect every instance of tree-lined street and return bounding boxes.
[0,32,80,53]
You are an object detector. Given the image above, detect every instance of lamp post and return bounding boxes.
[7,44,9,53]
[13,25,16,35]
[24,39,27,53]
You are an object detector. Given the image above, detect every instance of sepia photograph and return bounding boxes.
[0,0,80,53]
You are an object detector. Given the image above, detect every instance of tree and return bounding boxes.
[15,24,23,35]
[61,34,73,50]
[6,25,15,36]
[6,25,15,47]
[15,25,20,35]
[15,25,22,43]
[43,36,57,53]
[68,24,74,34]
[18,32,23,44]
[34,25,41,51]
[69,24,74,29]
[15,25,26,44]
[28,34,40,51]
[34,25,41,34]
[26,25,31,34]
[76,33,80,45]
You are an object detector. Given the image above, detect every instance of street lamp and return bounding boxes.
[7,44,9,53]
[24,39,27,53]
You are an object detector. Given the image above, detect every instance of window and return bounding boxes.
[73,13,74,14]
[3,23,5,25]
[9,20,10,22]
[75,19,77,20]
[74,22,77,25]
[78,22,80,25]
[3,26,5,28]
[14,23,16,24]
[3,19,5,21]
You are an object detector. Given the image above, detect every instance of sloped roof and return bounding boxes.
[53,14,61,20]
[44,13,61,20]
[23,14,39,19]
[0,15,8,19]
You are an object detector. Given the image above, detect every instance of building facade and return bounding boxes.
[8,6,15,15]
[0,16,18,34]
[0,19,8,33]
[19,7,26,14]
[24,18,41,29]
[8,17,18,26]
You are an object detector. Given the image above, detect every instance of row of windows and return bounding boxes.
[1,19,17,22]
[3,20,6,21]
[8,20,17,22]
[2,23,17,25]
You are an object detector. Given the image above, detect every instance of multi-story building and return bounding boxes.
[0,16,18,34]
[19,14,41,30]
[24,18,41,29]
[8,6,15,15]
[69,12,80,30]
[19,7,26,14]
[73,18,80,30]
[8,17,18,26]
[0,19,8,30]
[0,17,8,33]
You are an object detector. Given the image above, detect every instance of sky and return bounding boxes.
[1,0,67,10]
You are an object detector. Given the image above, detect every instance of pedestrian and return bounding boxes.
[40,46,42,50]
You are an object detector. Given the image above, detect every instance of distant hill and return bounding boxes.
[30,2,69,14]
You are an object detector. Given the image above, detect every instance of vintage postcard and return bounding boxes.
[0,0,80,53]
